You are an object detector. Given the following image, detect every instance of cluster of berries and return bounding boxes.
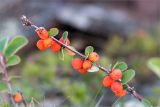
[35,27,70,52]
[71,52,99,73]
[103,69,127,97]
[35,27,126,97]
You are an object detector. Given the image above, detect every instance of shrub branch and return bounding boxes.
[20,15,143,102]
[0,53,16,106]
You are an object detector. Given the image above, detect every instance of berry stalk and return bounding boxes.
[20,15,143,102]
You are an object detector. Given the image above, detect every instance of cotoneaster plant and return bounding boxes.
[20,15,152,107]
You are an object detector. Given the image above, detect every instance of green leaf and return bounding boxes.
[4,36,28,58]
[62,31,68,40]
[48,28,59,36]
[0,82,7,91]
[0,37,9,53]
[148,58,160,78]
[85,46,94,57]
[121,69,135,84]
[7,55,21,67]
[113,61,127,71]
[123,84,128,90]
[88,66,99,72]
[59,48,64,60]
[142,99,152,107]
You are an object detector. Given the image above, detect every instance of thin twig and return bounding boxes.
[0,53,16,106]
[20,15,143,102]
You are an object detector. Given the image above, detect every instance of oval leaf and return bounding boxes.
[121,69,135,84]
[5,36,28,58]
[85,46,94,56]
[7,55,21,67]
[88,66,99,72]
[48,28,59,36]
[148,58,160,78]
[62,31,68,40]
[142,99,152,107]
[0,37,9,53]
[113,61,127,71]
[4,36,28,58]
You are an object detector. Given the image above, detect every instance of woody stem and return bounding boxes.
[0,53,16,106]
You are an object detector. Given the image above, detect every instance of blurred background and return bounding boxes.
[0,0,160,107]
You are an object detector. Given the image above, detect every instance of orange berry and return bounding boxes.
[36,40,46,51]
[35,27,49,39]
[72,58,83,70]
[111,82,123,93]
[14,92,23,103]
[115,90,127,97]
[88,52,99,62]
[83,60,92,70]
[43,38,53,48]
[110,69,122,80]
[59,37,70,45]
[78,68,88,74]
[51,41,61,52]
[103,76,114,88]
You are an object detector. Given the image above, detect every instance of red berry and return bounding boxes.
[110,69,122,80]
[51,41,61,52]
[115,90,127,97]
[72,58,83,70]
[103,76,114,88]
[82,60,92,70]
[13,92,23,103]
[35,27,49,39]
[111,82,123,93]
[59,37,70,45]
[78,68,88,74]
[43,38,53,48]
[89,52,99,62]
[36,40,46,51]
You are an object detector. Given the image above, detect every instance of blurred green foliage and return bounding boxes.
[147,57,160,106]
[105,30,160,78]
[12,51,107,106]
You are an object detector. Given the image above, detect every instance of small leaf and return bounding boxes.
[4,36,28,58]
[85,46,94,57]
[62,31,68,40]
[88,66,99,72]
[48,28,59,36]
[113,61,127,71]
[59,48,64,60]
[123,84,128,90]
[0,37,9,53]
[0,82,7,91]
[142,99,152,107]
[7,55,21,67]
[121,69,135,84]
